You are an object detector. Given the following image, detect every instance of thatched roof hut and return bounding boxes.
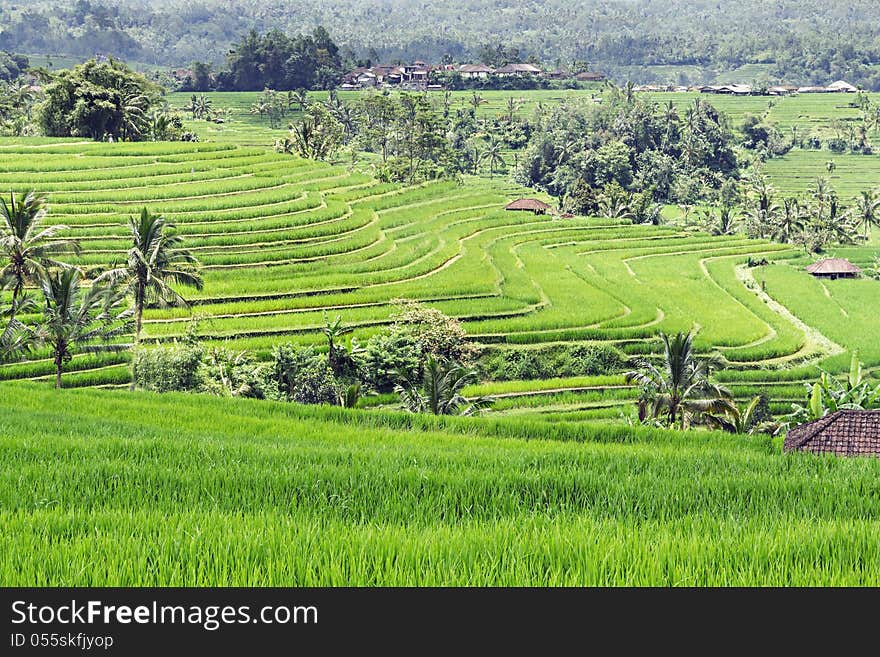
[805,258,861,279]
[505,198,552,214]
[784,410,880,456]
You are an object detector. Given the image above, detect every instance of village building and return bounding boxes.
[505,198,553,214]
[575,71,605,82]
[805,258,861,279]
[784,410,880,457]
[458,64,494,79]
[827,80,859,93]
[495,63,543,77]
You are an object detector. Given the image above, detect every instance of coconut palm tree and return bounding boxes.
[0,191,79,321]
[112,208,203,389]
[853,189,880,240]
[625,331,735,428]
[38,268,133,389]
[479,138,506,177]
[703,395,776,434]
[772,197,806,244]
[396,355,489,416]
[469,92,487,114]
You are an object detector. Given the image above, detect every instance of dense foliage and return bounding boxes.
[38,58,163,140]
[516,92,738,205]
[3,1,880,89]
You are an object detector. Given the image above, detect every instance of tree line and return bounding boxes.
[4,1,880,90]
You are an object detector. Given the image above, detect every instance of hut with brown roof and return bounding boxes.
[505,198,552,214]
[784,410,880,456]
[805,258,861,279]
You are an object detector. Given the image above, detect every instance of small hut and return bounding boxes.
[784,410,880,457]
[505,198,552,215]
[805,258,861,279]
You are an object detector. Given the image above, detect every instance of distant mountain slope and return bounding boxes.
[2,0,879,87]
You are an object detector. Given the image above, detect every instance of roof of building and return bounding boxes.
[784,410,880,455]
[458,64,494,73]
[828,80,859,92]
[495,63,543,74]
[575,71,605,80]
[505,198,553,211]
[805,258,862,275]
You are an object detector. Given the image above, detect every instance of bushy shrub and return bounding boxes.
[271,345,340,405]
[133,343,203,392]
[199,347,270,398]
[479,343,626,381]
[390,300,478,363]
[355,332,422,393]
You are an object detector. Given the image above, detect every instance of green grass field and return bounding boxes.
[6,383,880,586]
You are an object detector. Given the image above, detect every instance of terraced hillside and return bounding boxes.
[0,137,876,419]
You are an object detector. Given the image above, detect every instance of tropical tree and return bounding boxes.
[322,313,354,375]
[703,395,776,434]
[853,189,880,240]
[285,104,345,160]
[114,208,203,389]
[38,268,133,388]
[781,352,880,430]
[395,355,488,416]
[0,191,79,320]
[469,92,487,113]
[625,331,735,428]
[479,138,506,177]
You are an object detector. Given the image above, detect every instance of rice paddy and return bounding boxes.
[4,383,880,585]
[2,90,880,586]
[0,109,877,420]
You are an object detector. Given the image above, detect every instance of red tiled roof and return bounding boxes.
[784,410,880,456]
[805,258,861,275]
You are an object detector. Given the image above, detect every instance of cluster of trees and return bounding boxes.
[719,173,879,253]
[517,92,739,208]
[275,90,493,183]
[5,1,880,89]
[0,51,29,82]
[136,301,489,416]
[187,28,346,92]
[0,193,203,388]
[35,58,196,142]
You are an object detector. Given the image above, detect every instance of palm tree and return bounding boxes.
[469,92,487,113]
[772,197,806,244]
[249,102,269,123]
[322,313,353,374]
[505,96,521,122]
[0,191,79,321]
[115,208,203,389]
[479,138,505,177]
[38,268,133,389]
[703,395,774,434]
[295,88,309,113]
[854,189,880,240]
[396,355,489,416]
[625,331,734,429]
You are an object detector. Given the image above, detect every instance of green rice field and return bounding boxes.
[2,90,880,586]
[5,383,880,586]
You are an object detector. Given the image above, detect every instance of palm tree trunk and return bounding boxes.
[55,356,63,389]
[129,298,144,391]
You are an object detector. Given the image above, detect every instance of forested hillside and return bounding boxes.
[2,0,880,88]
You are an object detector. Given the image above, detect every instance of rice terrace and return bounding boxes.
[3,2,880,589]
